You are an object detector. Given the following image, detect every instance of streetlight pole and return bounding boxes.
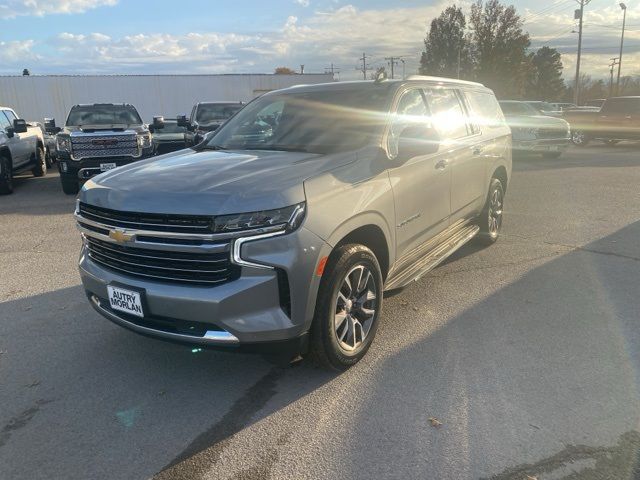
[616,3,627,95]
[573,0,590,105]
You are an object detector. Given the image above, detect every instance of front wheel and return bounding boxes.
[60,176,79,195]
[476,178,504,245]
[0,155,13,194]
[309,244,383,371]
[571,130,590,146]
[32,146,47,177]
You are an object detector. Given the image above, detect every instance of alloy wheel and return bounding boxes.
[334,264,378,352]
[572,130,586,145]
[488,187,503,235]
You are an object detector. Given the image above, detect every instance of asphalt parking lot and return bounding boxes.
[2,144,640,480]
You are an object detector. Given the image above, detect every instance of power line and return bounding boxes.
[356,52,374,80]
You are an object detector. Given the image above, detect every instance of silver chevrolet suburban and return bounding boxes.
[76,77,511,370]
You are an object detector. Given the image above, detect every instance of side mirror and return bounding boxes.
[176,114,189,127]
[152,116,165,129]
[396,125,440,161]
[44,118,60,134]
[13,118,28,134]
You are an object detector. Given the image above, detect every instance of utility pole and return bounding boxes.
[358,52,369,80]
[400,59,406,80]
[385,56,400,79]
[616,3,627,94]
[300,64,305,74]
[573,0,590,105]
[324,63,340,79]
[609,58,619,97]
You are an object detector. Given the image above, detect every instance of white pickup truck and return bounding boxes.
[0,106,47,194]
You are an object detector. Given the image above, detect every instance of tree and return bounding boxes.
[274,67,297,74]
[22,68,30,76]
[419,5,471,78]
[370,66,387,80]
[526,47,565,101]
[468,0,531,98]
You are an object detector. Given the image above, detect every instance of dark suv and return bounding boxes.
[47,103,154,194]
[180,101,244,146]
[76,77,511,370]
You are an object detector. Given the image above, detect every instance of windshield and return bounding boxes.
[499,102,539,116]
[66,105,142,126]
[205,88,391,154]
[157,121,186,134]
[195,104,243,123]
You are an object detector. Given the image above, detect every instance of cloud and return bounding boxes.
[294,0,310,6]
[1,2,638,80]
[0,0,117,19]
[0,40,40,63]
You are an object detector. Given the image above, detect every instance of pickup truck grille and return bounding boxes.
[71,133,139,160]
[79,203,213,234]
[85,237,239,285]
[537,128,567,139]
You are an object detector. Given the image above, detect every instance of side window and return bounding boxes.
[3,109,17,123]
[388,89,429,158]
[0,111,11,130]
[465,91,506,131]
[423,89,469,140]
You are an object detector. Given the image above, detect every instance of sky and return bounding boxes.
[0,0,638,80]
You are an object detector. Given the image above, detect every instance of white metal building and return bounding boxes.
[0,73,334,123]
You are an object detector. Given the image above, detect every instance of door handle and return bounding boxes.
[435,159,449,170]
[472,147,483,156]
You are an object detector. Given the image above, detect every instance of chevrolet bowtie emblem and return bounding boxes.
[109,229,134,243]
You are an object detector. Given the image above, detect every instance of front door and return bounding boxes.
[387,88,451,260]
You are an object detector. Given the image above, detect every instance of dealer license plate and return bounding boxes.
[107,285,144,318]
[100,163,117,172]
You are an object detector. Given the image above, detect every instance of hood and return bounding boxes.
[80,148,356,216]
[153,133,185,142]
[504,114,569,129]
[63,124,148,134]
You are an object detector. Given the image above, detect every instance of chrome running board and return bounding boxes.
[385,223,480,291]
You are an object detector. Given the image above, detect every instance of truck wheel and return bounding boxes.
[476,178,504,245]
[60,177,79,195]
[571,130,590,146]
[309,244,383,371]
[32,146,47,177]
[0,155,13,194]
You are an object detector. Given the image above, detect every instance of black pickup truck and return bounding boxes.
[46,103,154,194]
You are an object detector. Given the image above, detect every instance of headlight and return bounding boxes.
[213,203,306,233]
[56,135,71,152]
[137,133,152,148]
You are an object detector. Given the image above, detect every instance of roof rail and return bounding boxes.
[407,75,484,87]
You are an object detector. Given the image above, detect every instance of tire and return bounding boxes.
[571,130,590,146]
[0,155,13,195]
[309,244,383,371]
[476,178,504,245]
[32,146,47,177]
[542,151,562,159]
[60,176,79,195]
[45,148,52,168]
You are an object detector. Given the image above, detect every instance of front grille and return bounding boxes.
[86,237,240,285]
[537,128,567,139]
[71,134,139,160]
[79,203,213,234]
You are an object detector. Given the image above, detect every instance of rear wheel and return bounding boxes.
[32,146,47,177]
[571,130,590,146]
[476,178,504,245]
[0,155,13,194]
[309,244,383,371]
[60,176,79,195]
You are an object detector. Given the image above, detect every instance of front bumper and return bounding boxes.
[58,149,154,180]
[512,138,570,153]
[79,226,330,350]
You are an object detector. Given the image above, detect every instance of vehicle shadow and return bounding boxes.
[0,285,336,480]
[334,220,640,479]
[0,172,76,216]
[514,143,640,172]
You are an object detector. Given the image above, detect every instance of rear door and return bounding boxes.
[1,110,30,167]
[423,88,485,221]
